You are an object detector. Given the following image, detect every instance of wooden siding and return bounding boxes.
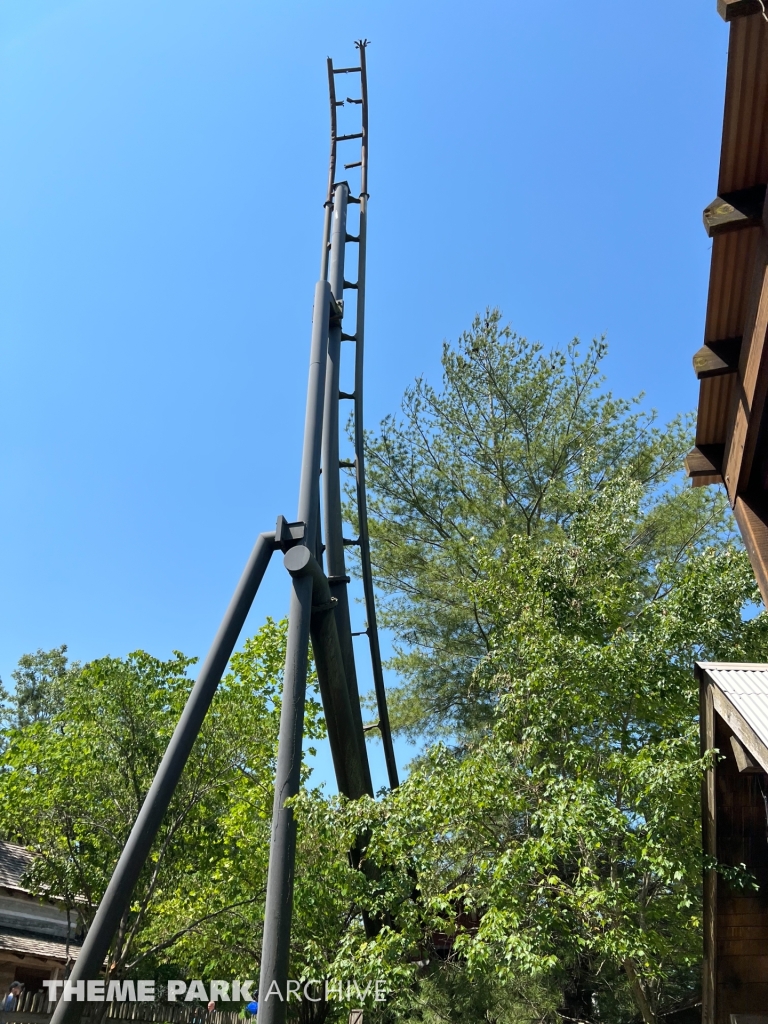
[713,714,768,1022]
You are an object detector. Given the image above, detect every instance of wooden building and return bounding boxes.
[699,663,768,1023]
[0,841,80,997]
[689,3,768,1023]
[686,1,768,604]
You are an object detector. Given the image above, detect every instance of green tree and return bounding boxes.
[314,473,768,1023]
[357,310,729,741]
[316,314,768,1022]
[0,645,78,730]
[0,620,324,999]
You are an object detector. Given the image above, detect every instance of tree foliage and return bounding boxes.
[3,313,766,1024]
[0,620,324,992]
[326,314,768,1022]
[357,310,732,741]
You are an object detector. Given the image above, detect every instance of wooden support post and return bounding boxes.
[732,495,768,605]
[699,675,717,1024]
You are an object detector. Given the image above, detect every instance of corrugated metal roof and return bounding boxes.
[0,844,34,894]
[699,661,768,755]
[0,929,80,963]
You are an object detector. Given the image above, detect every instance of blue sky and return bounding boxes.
[0,0,724,789]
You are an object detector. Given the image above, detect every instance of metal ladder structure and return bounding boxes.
[321,42,398,795]
[49,40,397,1024]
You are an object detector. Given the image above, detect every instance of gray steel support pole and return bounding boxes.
[287,546,371,800]
[257,280,331,1024]
[322,182,373,797]
[299,281,332,544]
[257,573,313,1024]
[48,530,278,1024]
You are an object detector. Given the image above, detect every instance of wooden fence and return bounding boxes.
[0,990,243,1024]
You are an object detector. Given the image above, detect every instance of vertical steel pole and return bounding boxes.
[322,182,373,798]
[298,282,333,543]
[257,281,331,1024]
[256,574,313,1020]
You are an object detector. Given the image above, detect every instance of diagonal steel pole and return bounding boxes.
[48,530,278,1024]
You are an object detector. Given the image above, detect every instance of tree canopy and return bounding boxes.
[0,621,324,991]
[357,311,733,742]
[2,312,765,1024]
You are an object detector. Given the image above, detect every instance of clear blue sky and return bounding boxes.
[0,0,724,789]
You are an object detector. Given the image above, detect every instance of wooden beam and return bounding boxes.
[703,185,767,237]
[693,337,742,379]
[729,733,763,772]
[710,683,768,773]
[723,218,768,501]
[685,444,725,480]
[699,674,717,1024]
[732,495,768,605]
[718,0,765,19]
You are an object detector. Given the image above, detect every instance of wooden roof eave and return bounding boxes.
[689,6,768,604]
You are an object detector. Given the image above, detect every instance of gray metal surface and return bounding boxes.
[287,545,370,800]
[699,661,768,757]
[257,573,314,1024]
[322,181,374,798]
[298,282,332,556]
[257,282,332,1024]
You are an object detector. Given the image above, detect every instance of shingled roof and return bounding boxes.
[0,841,35,893]
[0,930,79,963]
[0,841,81,965]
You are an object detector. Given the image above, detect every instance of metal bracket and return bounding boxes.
[275,516,306,553]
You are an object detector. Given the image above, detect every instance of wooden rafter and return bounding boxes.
[689,7,768,606]
[722,215,768,501]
